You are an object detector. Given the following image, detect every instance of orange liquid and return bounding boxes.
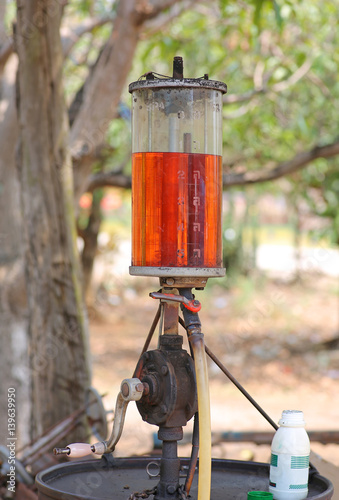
[132,152,223,268]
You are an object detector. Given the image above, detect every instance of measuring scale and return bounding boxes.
[132,152,222,268]
[129,58,226,278]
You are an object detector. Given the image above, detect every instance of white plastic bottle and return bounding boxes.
[269,410,310,500]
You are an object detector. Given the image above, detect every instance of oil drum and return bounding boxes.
[36,457,333,500]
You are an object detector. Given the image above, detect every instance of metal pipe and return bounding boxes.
[180,288,211,500]
[173,56,183,79]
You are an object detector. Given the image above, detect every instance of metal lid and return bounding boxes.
[129,56,227,94]
[129,77,227,94]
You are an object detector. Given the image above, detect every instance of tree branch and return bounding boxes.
[271,59,312,92]
[224,88,265,105]
[141,0,198,37]
[0,15,116,69]
[224,59,312,106]
[86,171,132,192]
[61,15,115,57]
[223,140,339,187]
[224,99,257,119]
[134,0,185,25]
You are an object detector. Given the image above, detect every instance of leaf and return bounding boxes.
[253,0,264,27]
[273,0,283,28]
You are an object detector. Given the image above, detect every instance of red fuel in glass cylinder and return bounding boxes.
[132,152,222,268]
[129,60,227,279]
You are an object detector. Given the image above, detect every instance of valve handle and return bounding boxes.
[150,292,201,313]
[53,378,145,458]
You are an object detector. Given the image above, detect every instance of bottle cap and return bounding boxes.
[279,410,305,427]
[247,492,273,499]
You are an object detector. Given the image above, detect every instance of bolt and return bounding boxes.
[136,383,144,392]
[53,447,70,456]
[166,278,175,286]
[166,485,176,495]
[142,382,150,396]
[161,365,169,375]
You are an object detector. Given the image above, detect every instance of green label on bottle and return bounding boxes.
[289,484,308,489]
[290,456,309,469]
[270,454,278,467]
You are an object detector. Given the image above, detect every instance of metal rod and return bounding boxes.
[141,304,161,355]
[53,447,70,456]
[181,313,278,430]
[173,56,183,79]
[18,399,100,464]
[180,315,317,471]
[204,344,278,431]
[134,305,161,379]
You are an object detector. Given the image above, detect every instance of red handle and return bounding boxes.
[185,299,201,313]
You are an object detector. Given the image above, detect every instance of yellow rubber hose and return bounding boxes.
[191,333,211,500]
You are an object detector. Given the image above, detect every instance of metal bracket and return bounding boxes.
[150,292,201,313]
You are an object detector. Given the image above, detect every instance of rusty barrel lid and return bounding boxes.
[36,457,333,500]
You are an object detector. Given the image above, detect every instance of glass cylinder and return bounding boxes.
[129,73,227,278]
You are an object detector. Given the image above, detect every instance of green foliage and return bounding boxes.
[66,0,118,17]
[3,0,16,32]
[251,0,283,29]
[300,160,339,245]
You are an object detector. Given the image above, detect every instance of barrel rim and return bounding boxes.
[36,457,333,500]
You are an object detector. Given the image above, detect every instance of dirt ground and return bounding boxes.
[89,273,339,489]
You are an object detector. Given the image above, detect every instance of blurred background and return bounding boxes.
[0,0,338,494]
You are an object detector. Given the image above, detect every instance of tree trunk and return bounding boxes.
[0,52,31,447]
[15,0,90,441]
[80,189,103,302]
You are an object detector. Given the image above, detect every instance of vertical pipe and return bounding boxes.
[190,333,211,500]
[180,290,211,500]
[169,115,179,152]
